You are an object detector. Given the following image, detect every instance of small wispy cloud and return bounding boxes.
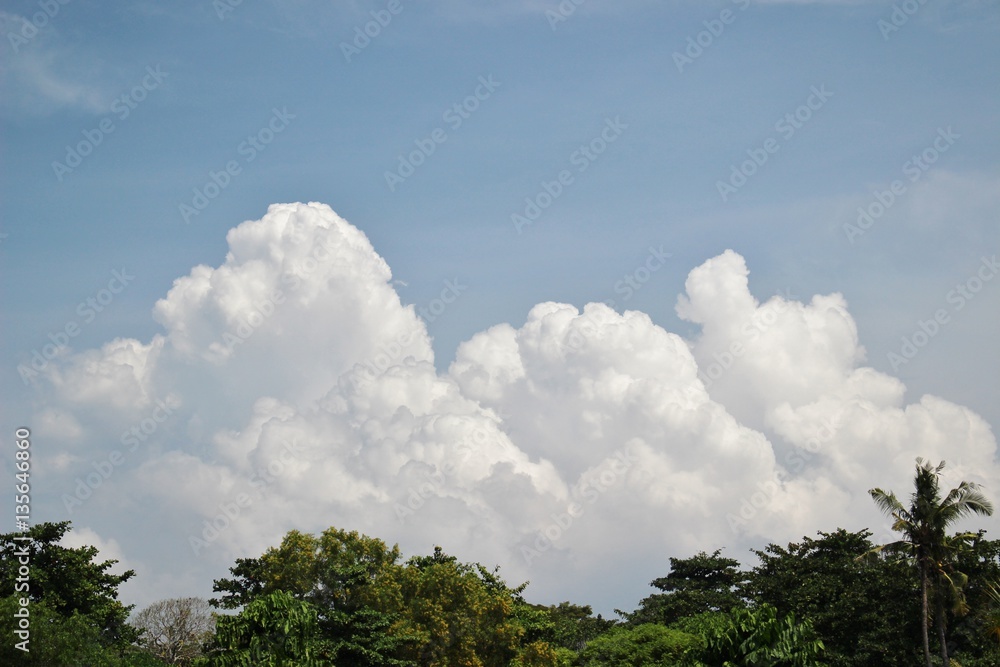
[0,11,108,116]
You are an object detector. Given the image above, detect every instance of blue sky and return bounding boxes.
[2,0,999,615]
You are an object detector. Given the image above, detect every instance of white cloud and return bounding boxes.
[60,526,132,577]
[35,202,1000,614]
[0,11,107,116]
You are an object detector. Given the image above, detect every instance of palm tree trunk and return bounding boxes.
[935,583,949,667]
[921,561,933,667]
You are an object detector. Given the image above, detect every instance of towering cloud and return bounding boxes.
[32,203,999,612]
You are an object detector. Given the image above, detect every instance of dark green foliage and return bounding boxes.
[0,521,138,645]
[21,460,998,667]
[201,590,322,666]
[943,533,1000,666]
[743,528,922,667]
[623,550,747,626]
[578,623,702,666]
[387,552,529,667]
[685,605,825,667]
[308,556,410,666]
[405,544,458,570]
[211,529,411,666]
[0,522,139,665]
[0,595,128,666]
[869,458,995,667]
[534,601,616,651]
[313,604,410,666]
[122,652,172,667]
[209,557,266,610]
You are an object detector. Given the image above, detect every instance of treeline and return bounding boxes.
[2,459,1000,666]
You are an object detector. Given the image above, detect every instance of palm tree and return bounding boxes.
[868,458,994,667]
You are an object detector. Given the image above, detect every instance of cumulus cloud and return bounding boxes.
[34,202,1000,613]
[60,526,132,577]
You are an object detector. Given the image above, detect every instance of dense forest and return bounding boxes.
[3,459,1000,666]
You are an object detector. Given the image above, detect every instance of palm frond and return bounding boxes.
[869,488,905,517]
[940,484,995,523]
[856,541,912,563]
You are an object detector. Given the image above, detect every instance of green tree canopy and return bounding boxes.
[622,550,746,626]
[0,521,140,665]
[940,532,1000,666]
[742,528,921,667]
[578,623,701,667]
[209,528,561,666]
[869,458,994,667]
[211,527,409,666]
[202,590,320,667]
[682,605,825,667]
[532,601,615,652]
[385,548,555,666]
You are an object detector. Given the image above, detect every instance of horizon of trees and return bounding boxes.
[2,458,999,666]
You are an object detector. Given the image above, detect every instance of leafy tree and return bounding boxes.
[123,652,171,667]
[622,550,746,626]
[212,530,564,666]
[0,521,138,664]
[474,558,567,666]
[743,528,921,667]
[533,601,616,652]
[511,640,564,667]
[385,549,542,666]
[0,595,131,666]
[578,623,701,666]
[683,605,825,667]
[211,527,409,666]
[941,533,1000,666]
[201,590,321,666]
[210,556,267,610]
[404,545,458,570]
[983,578,1000,649]
[132,597,215,665]
[869,458,994,667]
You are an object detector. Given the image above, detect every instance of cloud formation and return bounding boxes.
[32,203,999,612]
[0,11,107,116]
